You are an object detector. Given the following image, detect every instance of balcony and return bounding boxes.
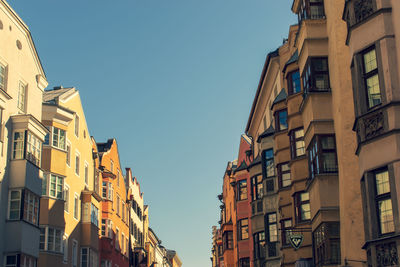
[344,0,375,28]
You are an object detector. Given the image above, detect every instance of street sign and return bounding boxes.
[289,234,304,250]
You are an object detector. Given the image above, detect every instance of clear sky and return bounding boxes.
[8,0,296,266]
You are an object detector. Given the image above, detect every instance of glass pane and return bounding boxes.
[291,71,301,93]
[367,74,381,107]
[295,129,304,139]
[300,192,309,201]
[268,213,276,223]
[279,110,288,130]
[11,191,20,200]
[282,173,291,187]
[314,58,328,71]
[321,136,335,149]
[364,49,377,73]
[322,153,337,172]
[378,199,394,234]
[375,170,390,195]
[301,203,311,220]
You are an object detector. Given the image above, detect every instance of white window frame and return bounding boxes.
[51,126,66,150]
[0,61,8,91]
[17,81,27,112]
[12,131,25,160]
[66,140,71,167]
[84,161,89,186]
[75,150,80,176]
[8,189,21,220]
[64,184,70,213]
[48,173,64,200]
[74,114,79,137]
[40,226,64,253]
[74,193,79,220]
[72,239,78,267]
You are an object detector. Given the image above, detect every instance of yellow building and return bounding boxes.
[39,87,101,267]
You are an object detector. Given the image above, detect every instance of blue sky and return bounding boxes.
[8,0,296,266]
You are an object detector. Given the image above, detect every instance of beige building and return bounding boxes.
[0,0,49,265]
[39,87,101,267]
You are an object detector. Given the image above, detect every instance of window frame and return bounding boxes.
[236,179,248,201]
[222,231,233,251]
[17,81,27,112]
[73,193,79,220]
[75,151,80,176]
[374,168,394,235]
[74,114,79,137]
[302,57,330,94]
[287,70,301,95]
[275,109,288,132]
[362,46,382,109]
[278,162,291,189]
[253,231,266,260]
[251,175,263,201]
[294,191,311,223]
[290,128,305,159]
[51,127,66,150]
[308,135,338,179]
[281,218,293,246]
[0,62,7,91]
[237,218,249,241]
[313,222,341,267]
[8,189,39,226]
[298,0,325,22]
[84,161,89,186]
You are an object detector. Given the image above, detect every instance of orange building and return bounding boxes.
[97,139,130,267]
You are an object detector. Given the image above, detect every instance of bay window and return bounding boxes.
[290,128,305,159]
[295,192,311,223]
[223,231,233,250]
[8,189,39,225]
[278,162,291,188]
[375,169,394,235]
[6,254,37,267]
[298,0,325,22]
[42,173,64,200]
[362,47,381,108]
[302,57,330,94]
[308,135,338,179]
[39,226,63,253]
[13,130,42,167]
[313,222,341,266]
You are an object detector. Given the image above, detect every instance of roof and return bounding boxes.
[97,139,114,153]
[247,154,261,169]
[43,87,75,103]
[245,48,280,133]
[257,125,275,142]
[271,88,287,110]
[234,160,248,173]
[283,51,298,73]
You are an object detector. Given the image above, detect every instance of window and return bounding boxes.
[110,160,114,173]
[8,189,39,225]
[290,128,305,159]
[74,115,79,137]
[84,162,89,185]
[48,174,64,199]
[309,135,338,179]
[253,232,266,259]
[40,226,63,253]
[63,235,68,263]
[52,127,66,150]
[12,131,25,159]
[374,169,394,235]
[0,63,6,90]
[8,190,21,220]
[121,233,125,254]
[313,222,340,266]
[266,213,278,242]
[117,169,120,187]
[275,109,288,131]
[81,248,88,267]
[5,255,18,267]
[278,163,291,188]
[122,201,125,221]
[6,254,37,267]
[18,82,26,112]
[295,192,311,223]
[251,175,263,201]
[281,219,293,246]
[66,142,71,166]
[237,179,247,201]
[26,131,42,166]
[239,258,250,267]
[288,70,301,95]
[223,231,233,250]
[263,149,275,178]
[74,194,79,220]
[237,218,249,240]
[116,195,120,216]
[362,48,381,108]
[75,152,80,176]
[302,57,330,94]
[101,219,113,238]
[64,185,70,212]
[298,0,325,22]
[116,228,120,250]
[72,240,78,267]
[91,203,99,227]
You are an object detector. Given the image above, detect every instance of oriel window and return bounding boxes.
[375,169,394,235]
[302,57,330,94]
[363,48,381,108]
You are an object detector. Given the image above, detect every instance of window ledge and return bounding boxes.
[362,233,400,249]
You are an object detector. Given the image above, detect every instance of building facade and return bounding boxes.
[0,1,48,265]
